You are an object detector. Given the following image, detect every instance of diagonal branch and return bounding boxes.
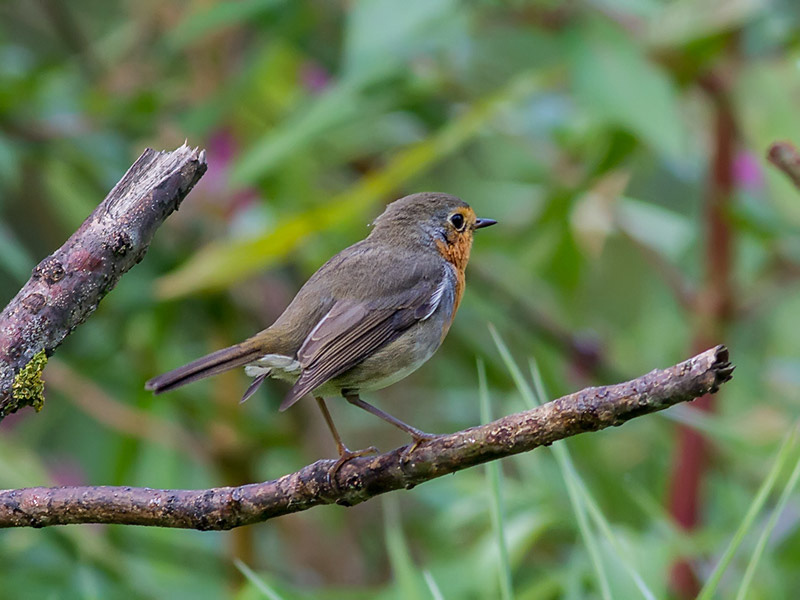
[767,141,800,190]
[0,345,733,529]
[0,144,207,419]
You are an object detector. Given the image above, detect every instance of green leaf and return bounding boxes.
[168,0,287,49]
[569,20,686,161]
[646,0,765,47]
[617,196,693,260]
[156,70,553,298]
[343,0,459,76]
[231,0,465,185]
[230,76,374,185]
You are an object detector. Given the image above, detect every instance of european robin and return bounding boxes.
[146,192,496,468]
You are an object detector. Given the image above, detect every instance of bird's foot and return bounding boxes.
[400,431,441,462]
[327,445,379,487]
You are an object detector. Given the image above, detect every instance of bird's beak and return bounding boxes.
[474,218,497,230]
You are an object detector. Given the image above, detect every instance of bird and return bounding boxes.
[146,192,496,470]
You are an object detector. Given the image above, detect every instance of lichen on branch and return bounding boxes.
[10,349,47,413]
[0,144,207,419]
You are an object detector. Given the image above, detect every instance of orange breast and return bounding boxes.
[435,234,473,324]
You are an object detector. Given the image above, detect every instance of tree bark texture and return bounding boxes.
[768,141,800,189]
[0,345,733,529]
[0,144,207,418]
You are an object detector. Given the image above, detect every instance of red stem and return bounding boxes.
[667,74,736,598]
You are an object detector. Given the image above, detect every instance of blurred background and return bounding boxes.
[1,0,800,598]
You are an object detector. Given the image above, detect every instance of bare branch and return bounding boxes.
[768,141,800,190]
[0,145,207,419]
[0,345,733,529]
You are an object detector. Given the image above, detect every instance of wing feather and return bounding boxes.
[279,266,450,410]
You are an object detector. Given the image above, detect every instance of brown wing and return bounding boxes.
[279,271,449,410]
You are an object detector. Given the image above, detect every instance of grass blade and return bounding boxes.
[383,495,422,600]
[488,325,613,600]
[528,359,657,600]
[422,570,445,600]
[735,427,800,600]
[478,358,514,600]
[697,426,799,600]
[233,558,286,600]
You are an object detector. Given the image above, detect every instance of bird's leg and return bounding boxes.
[342,392,440,456]
[315,397,377,483]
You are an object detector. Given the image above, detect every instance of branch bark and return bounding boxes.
[0,345,733,529]
[0,144,207,419]
[767,141,800,190]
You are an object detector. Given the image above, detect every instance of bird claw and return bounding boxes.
[400,432,441,462]
[327,445,379,487]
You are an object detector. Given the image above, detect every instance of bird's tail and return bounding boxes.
[145,342,262,395]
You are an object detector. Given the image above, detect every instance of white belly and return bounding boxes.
[354,343,437,392]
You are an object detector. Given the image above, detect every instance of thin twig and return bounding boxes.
[0,144,207,419]
[0,346,733,529]
[767,141,800,190]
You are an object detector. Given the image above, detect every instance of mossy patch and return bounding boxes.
[12,349,48,412]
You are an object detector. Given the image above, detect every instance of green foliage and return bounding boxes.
[570,19,687,161]
[2,0,800,598]
[478,358,514,600]
[157,70,551,298]
[697,427,800,600]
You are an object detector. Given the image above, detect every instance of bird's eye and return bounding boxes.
[450,213,465,231]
